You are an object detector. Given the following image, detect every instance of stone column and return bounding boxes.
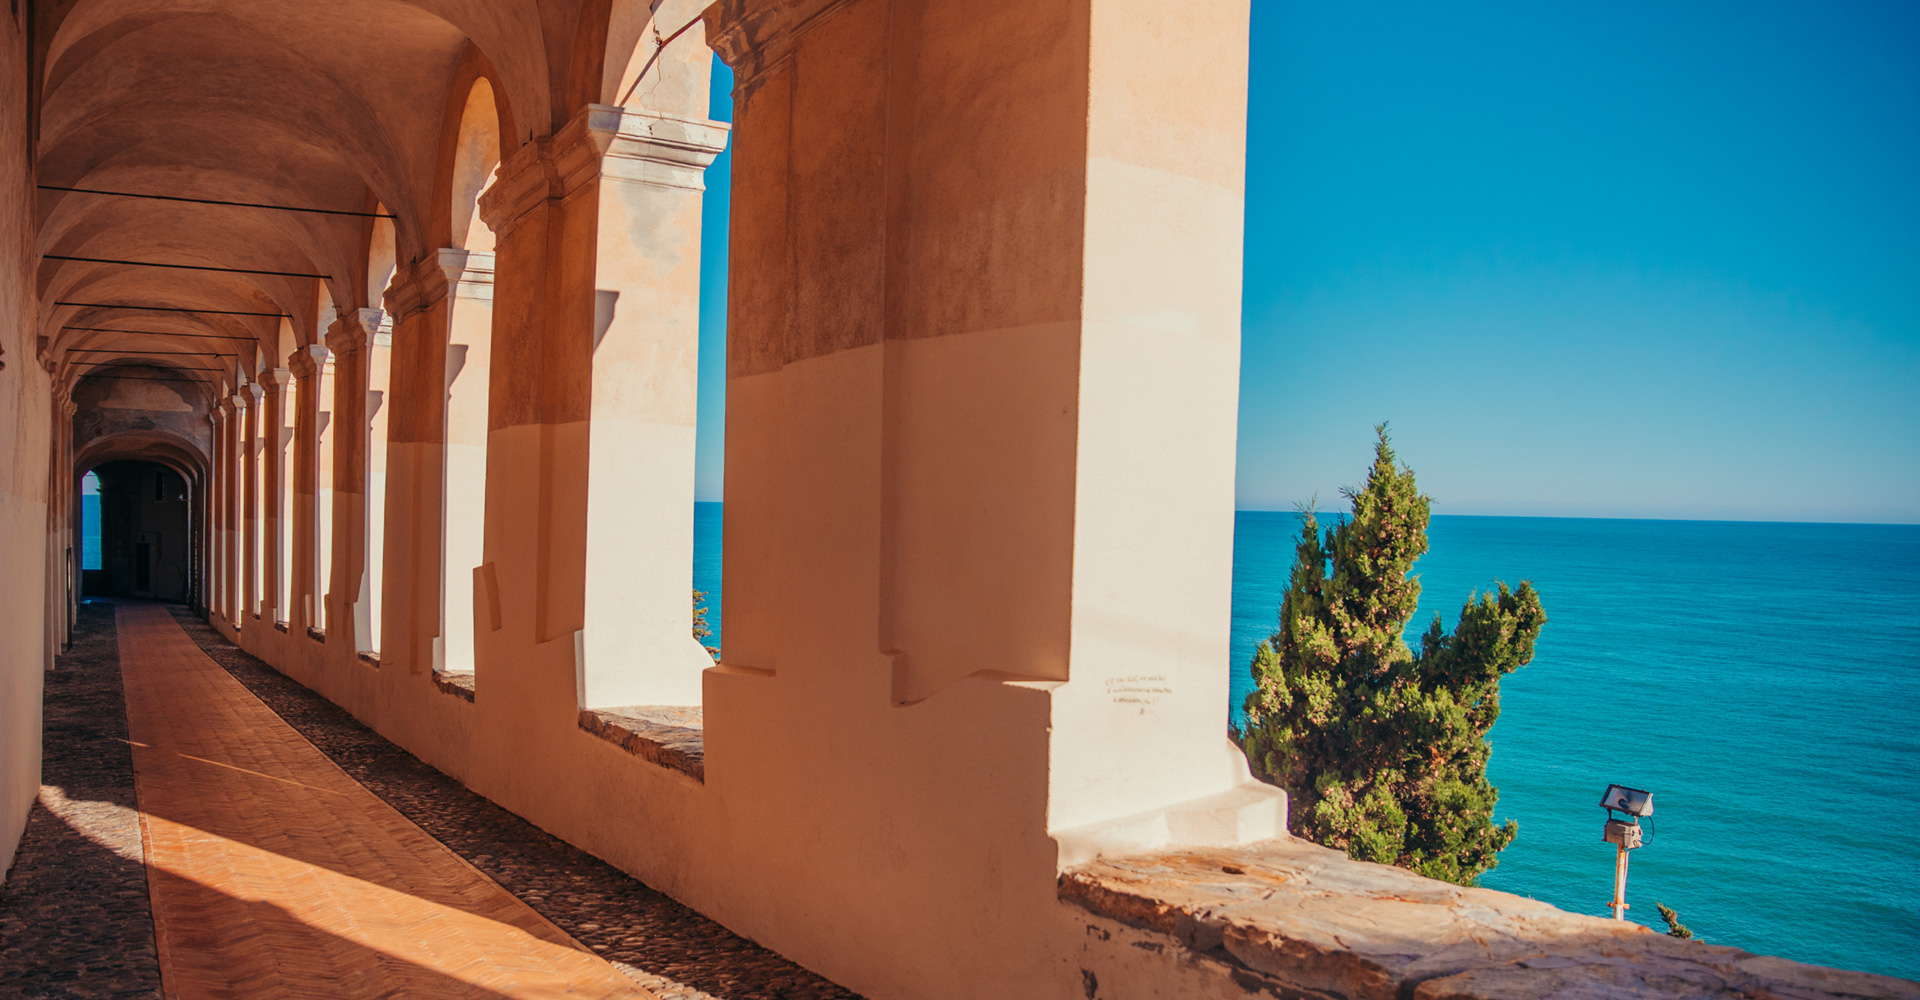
[383,249,495,676]
[51,388,75,652]
[325,309,382,653]
[227,391,247,622]
[366,319,393,656]
[288,345,327,634]
[583,109,729,707]
[210,399,231,623]
[240,380,263,622]
[381,254,452,675]
[705,0,1274,865]
[475,103,728,712]
[260,368,293,624]
[441,250,493,677]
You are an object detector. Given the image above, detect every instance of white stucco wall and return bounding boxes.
[0,5,51,881]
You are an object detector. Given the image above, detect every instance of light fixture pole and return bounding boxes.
[1599,784,1653,921]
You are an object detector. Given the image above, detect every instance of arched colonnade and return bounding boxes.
[9,1,1270,996]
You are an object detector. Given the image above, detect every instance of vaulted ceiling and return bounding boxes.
[31,0,678,404]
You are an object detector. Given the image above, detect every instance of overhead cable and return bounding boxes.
[43,254,326,280]
[56,302,288,317]
[38,184,394,219]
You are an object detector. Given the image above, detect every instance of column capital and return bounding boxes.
[594,108,731,190]
[704,0,854,92]
[445,247,496,302]
[287,344,327,380]
[214,397,234,418]
[230,389,252,412]
[60,399,78,419]
[324,308,385,355]
[241,381,265,405]
[261,367,294,391]
[477,105,730,236]
[384,254,450,320]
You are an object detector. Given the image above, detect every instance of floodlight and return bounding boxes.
[1597,782,1654,922]
[1600,784,1652,818]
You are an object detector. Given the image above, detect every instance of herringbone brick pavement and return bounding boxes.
[115,600,654,999]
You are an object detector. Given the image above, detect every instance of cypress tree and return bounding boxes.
[1235,426,1546,885]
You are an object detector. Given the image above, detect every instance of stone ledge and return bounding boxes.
[578,706,704,783]
[433,671,475,702]
[1060,837,1918,1000]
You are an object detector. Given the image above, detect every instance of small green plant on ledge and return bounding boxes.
[1234,425,1547,886]
[1657,901,1695,939]
[693,589,719,661]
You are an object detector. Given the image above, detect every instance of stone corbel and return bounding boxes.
[704,0,857,93]
[477,104,729,235]
[476,132,562,239]
[384,256,452,321]
[323,308,386,356]
[287,345,328,381]
[441,247,495,303]
[594,108,730,191]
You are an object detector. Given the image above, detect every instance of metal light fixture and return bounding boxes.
[1599,783,1653,920]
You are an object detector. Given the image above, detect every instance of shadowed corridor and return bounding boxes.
[0,602,860,1000]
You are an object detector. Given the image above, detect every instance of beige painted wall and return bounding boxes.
[200,3,1275,996]
[1,7,51,880]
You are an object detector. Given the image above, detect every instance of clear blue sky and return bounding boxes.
[696,2,1919,523]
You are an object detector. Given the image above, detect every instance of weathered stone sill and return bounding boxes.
[578,706,704,783]
[1060,837,1918,1000]
[433,671,475,702]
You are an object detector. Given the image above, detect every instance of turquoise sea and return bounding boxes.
[695,503,1919,979]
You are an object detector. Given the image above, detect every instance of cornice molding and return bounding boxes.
[704,0,857,95]
[477,105,730,236]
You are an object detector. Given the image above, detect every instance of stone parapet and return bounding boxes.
[1061,838,1919,1000]
[577,707,704,782]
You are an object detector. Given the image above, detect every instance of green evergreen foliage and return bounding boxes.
[1656,902,1695,939]
[693,589,719,660]
[1234,426,1546,885]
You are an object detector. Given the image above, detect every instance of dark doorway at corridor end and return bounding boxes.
[82,461,193,602]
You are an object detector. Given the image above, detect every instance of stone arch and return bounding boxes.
[449,80,503,253]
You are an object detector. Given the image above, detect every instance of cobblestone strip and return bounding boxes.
[164,605,863,1000]
[0,601,164,1000]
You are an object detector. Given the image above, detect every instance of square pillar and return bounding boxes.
[475,102,727,716]
[583,108,730,708]
[707,0,1274,865]
[288,345,328,633]
[260,368,292,624]
[240,381,263,621]
[325,309,383,653]
[212,399,234,623]
[383,248,495,677]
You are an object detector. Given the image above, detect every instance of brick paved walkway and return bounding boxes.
[115,600,652,999]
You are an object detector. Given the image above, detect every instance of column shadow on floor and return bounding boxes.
[161,604,862,1000]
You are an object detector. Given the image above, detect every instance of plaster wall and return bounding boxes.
[0,4,49,881]
[208,2,1274,997]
